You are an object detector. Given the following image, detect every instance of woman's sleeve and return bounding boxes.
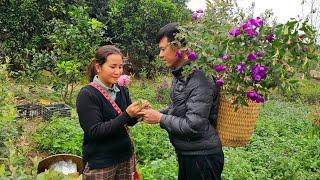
[77,88,132,140]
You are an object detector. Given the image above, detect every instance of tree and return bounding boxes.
[33,5,104,104]
[301,0,320,43]
[0,0,87,73]
[105,0,190,75]
[171,0,190,7]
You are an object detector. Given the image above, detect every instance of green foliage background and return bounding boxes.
[0,0,190,77]
[0,61,17,151]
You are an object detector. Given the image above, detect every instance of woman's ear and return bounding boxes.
[95,63,100,73]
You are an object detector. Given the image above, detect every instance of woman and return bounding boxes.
[76,45,144,179]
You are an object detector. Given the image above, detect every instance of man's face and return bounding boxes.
[158,37,182,68]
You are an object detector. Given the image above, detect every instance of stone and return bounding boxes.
[310,70,320,80]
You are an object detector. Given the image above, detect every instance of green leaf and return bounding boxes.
[288,79,299,84]
[0,164,5,176]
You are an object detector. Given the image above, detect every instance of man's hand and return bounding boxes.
[138,109,162,124]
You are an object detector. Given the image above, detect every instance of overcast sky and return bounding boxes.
[187,0,305,23]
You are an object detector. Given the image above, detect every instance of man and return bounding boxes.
[139,22,224,180]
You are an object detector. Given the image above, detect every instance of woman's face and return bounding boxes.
[95,54,123,87]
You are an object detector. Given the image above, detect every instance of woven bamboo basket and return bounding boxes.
[37,154,84,174]
[217,96,261,147]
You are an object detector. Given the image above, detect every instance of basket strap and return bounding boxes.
[89,82,140,178]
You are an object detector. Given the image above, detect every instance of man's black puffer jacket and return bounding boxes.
[160,65,222,155]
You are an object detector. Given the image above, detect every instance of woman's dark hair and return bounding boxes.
[156,22,179,43]
[87,45,123,82]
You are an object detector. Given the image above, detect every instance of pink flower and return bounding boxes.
[118,75,131,86]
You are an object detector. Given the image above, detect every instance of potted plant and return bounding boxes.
[173,1,319,146]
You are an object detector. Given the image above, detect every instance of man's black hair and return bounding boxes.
[156,22,179,43]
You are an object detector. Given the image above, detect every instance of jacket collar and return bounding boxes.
[171,61,191,78]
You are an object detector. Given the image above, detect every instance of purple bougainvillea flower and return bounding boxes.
[222,54,231,61]
[235,62,245,74]
[229,27,241,37]
[191,10,204,21]
[192,12,198,21]
[246,90,258,101]
[185,48,191,55]
[251,64,268,82]
[187,51,197,61]
[242,21,250,29]
[255,96,265,103]
[252,74,262,81]
[256,17,263,26]
[247,53,257,61]
[266,33,274,42]
[118,75,131,86]
[246,90,264,103]
[250,17,263,27]
[246,28,258,37]
[175,50,183,59]
[259,66,268,72]
[216,79,224,87]
[213,64,227,72]
[196,9,204,13]
[255,51,264,57]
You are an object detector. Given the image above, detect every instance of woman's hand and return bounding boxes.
[126,102,143,118]
[137,99,151,109]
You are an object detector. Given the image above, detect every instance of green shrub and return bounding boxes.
[32,117,83,156]
[276,79,320,104]
[0,139,40,179]
[0,60,17,149]
[297,79,320,104]
[0,0,85,74]
[42,5,103,104]
[0,60,16,124]
[105,0,190,73]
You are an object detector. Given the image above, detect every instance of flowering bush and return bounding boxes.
[175,1,319,106]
